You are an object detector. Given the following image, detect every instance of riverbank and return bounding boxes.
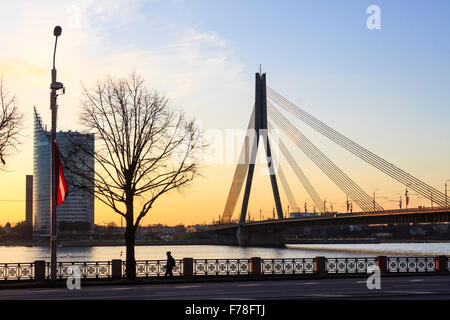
[1,238,450,247]
[0,239,237,247]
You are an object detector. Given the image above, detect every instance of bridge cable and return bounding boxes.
[269,125,328,213]
[269,109,377,212]
[268,103,382,212]
[266,132,300,212]
[268,106,380,212]
[269,109,376,212]
[268,105,376,212]
[267,87,447,207]
[268,90,429,200]
[221,106,257,223]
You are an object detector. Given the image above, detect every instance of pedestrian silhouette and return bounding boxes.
[164,251,175,279]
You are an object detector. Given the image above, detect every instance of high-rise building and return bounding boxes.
[33,108,95,239]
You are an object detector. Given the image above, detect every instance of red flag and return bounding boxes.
[55,141,68,205]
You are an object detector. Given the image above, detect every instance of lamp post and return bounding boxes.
[50,26,64,282]
[373,188,379,211]
[445,180,450,208]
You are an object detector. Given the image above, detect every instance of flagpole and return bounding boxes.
[50,26,64,282]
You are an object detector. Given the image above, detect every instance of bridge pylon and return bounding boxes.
[222,73,284,225]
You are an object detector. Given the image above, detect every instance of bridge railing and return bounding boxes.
[0,256,448,281]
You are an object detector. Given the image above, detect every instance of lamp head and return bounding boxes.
[53,26,62,37]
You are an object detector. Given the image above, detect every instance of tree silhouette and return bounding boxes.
[0,78,23,167]
[64,73,204,279]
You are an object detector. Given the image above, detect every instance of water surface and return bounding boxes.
[1,243,449,263]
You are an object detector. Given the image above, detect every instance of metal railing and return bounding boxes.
[193,259,250,276]
[0,256,449,281]
[0,263,34,280]
[387,257,436,273]
[132,260,183,278]
[45,261,112,280]
[262,258,314,275]
[326,258,377,274]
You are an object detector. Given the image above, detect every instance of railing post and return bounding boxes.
[315,256,326,275]
[183,258,193,278]
[34,260,46,281]
[377,256,388,274]
[250,257,262,277]
[437,256,448,273]
[111,259,122,279]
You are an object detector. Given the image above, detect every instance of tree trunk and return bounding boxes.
[125,216,136,280]
[125,226,136,279]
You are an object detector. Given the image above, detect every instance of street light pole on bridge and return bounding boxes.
[445,180,450,208]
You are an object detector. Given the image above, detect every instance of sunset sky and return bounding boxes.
[0,0,449,227]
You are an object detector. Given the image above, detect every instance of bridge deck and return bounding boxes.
[211,206,450,231]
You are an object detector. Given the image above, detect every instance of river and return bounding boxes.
[1,243,450,263]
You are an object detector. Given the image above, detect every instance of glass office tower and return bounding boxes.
[33,108,94,239]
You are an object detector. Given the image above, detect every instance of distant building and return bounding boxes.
[33,108,95,239]
[185,224,209,233]
[137,224,186,239]
[25,175,33,239]
[25,175,33,225]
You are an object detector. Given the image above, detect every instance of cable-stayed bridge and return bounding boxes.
[203,72,450,247]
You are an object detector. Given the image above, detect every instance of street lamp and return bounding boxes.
[445,180,450,208]
[373,188,379,211]
[50,25,65,282]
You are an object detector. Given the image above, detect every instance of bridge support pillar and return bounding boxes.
[34,260,46,281]
[237,226,285,247]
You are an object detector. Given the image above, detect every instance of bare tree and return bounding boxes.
[0,78,23,167]
[64,73,204,279]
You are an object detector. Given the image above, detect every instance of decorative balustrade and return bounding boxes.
[45,261,112,279]
[0,263,34,280]
[132,260,183,278]
[326,258,376,274]
[193,259,250,276]
[262,258,314,275]
[0,256,448,281]
[387,257,435,273]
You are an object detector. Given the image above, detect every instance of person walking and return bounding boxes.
[164,251,175,279]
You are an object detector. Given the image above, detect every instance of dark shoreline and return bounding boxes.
[1,239,450,247]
